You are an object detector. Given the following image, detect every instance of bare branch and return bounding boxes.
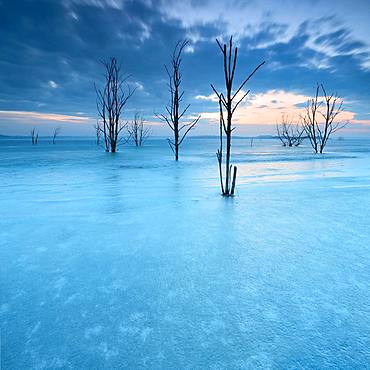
[179,116,200,145]
[231,61,265,101]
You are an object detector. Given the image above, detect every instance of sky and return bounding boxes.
[0,0,370,137]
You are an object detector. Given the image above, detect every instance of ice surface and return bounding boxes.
[1,137,370,369]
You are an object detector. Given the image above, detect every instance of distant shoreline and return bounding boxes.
[0,134,362,140]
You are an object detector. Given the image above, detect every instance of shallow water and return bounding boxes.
[1,137,370,369]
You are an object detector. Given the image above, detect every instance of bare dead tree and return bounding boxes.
[31,127,38,145]
[95,57,135,153]
[94,121,101,145]
[211,37,265,196]
[127,112,150,146]
[52,127,61,144]
[276,114,304,147]
[302,84,347,153]
[156,40,200,160]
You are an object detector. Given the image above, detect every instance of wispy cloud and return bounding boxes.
[0,110,92,124]
[47,80,59,89]
[66,0,124,10]
[133,81,144,91]
[195,93,218,102]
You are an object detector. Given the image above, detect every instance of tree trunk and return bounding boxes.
[230,166,237,195]
[225,128,231,195]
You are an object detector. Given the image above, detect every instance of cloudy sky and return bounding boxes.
[0,0,369,136]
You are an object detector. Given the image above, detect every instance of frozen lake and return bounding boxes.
[1,137,370,369]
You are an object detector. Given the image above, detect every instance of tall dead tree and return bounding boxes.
[31,127,38,145]
[127,113,150,146]
[211,37,265,196]
[52,127,61,144]
[276,114,304,147]
[302,84,347,153]
[157,40,200,160]
[95,57,135,153]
